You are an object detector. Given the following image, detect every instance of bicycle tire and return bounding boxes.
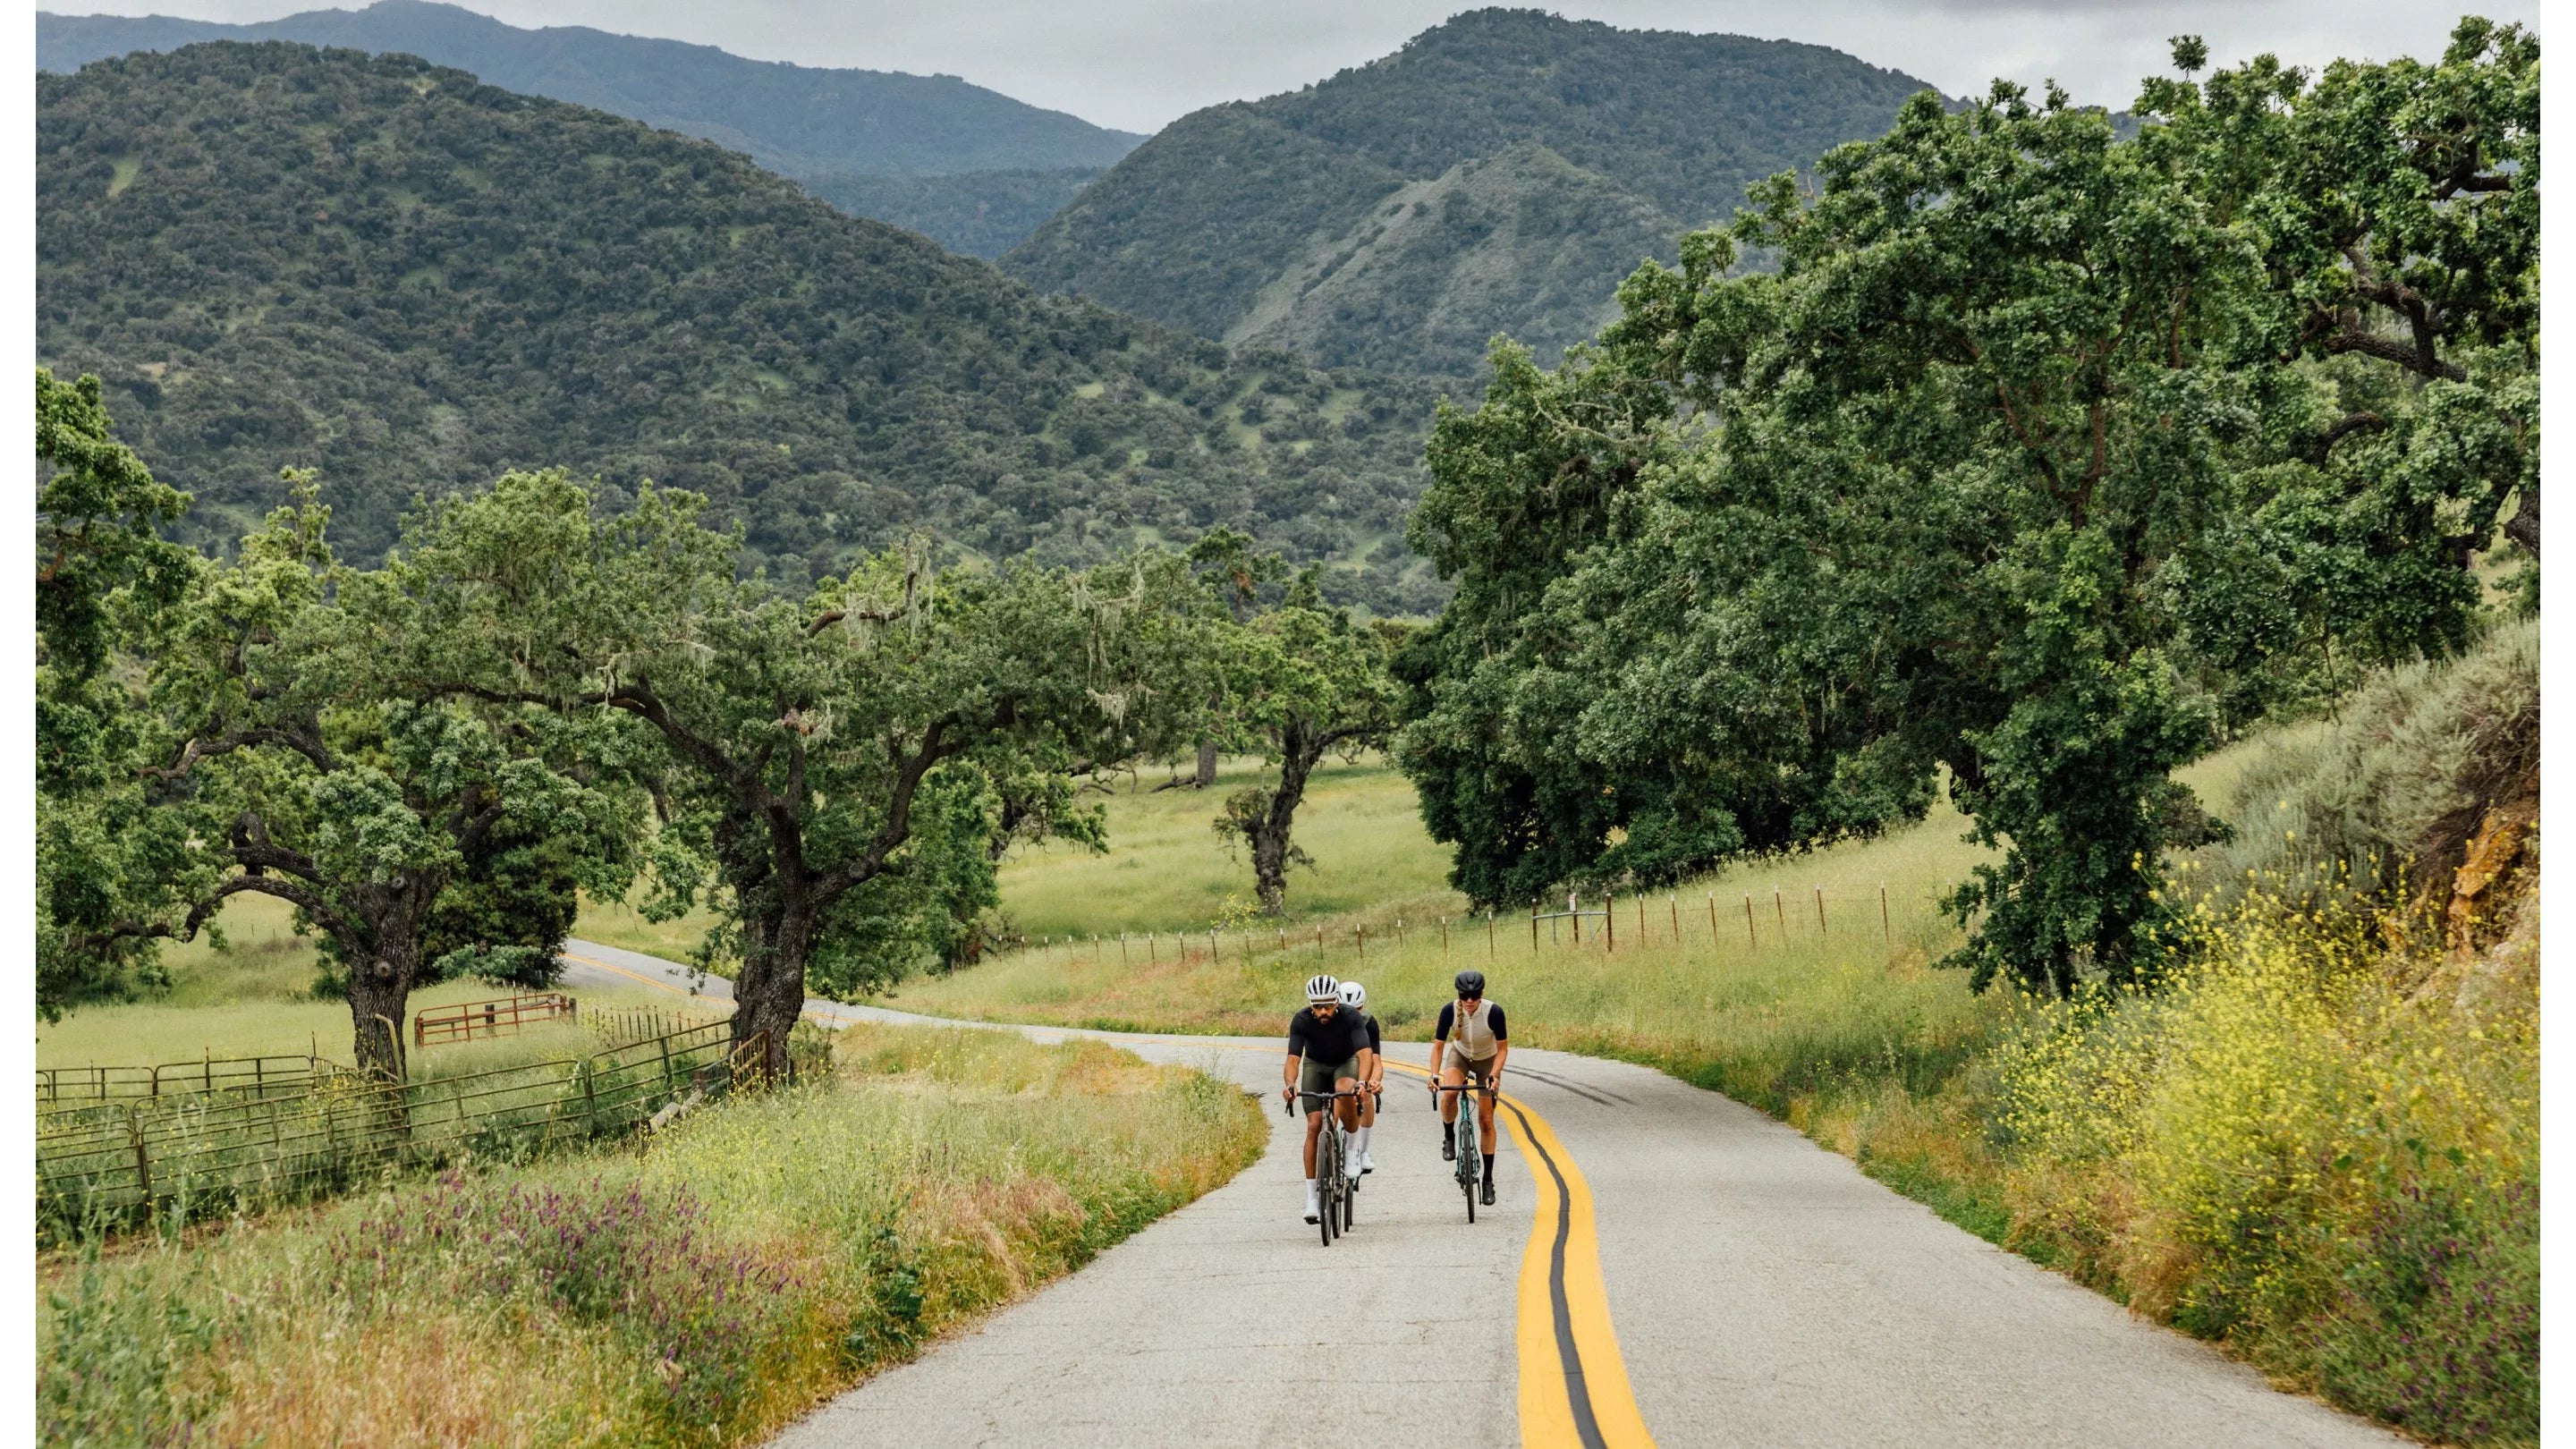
[1319,1121,1339,1246]
[1462,1098,1479,1224]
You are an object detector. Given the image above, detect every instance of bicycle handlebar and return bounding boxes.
[1285,1087,1366,1115]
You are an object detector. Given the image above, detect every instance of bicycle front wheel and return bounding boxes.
[1460,1102,1478,1224]
[1320,1124,1340,1246]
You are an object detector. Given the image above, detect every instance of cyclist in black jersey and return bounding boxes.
[1337,980,1383,1174]
[1283,973,1376,1223]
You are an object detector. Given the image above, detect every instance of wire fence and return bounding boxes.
[988,883,1920,974]
[35,1018,806,1241]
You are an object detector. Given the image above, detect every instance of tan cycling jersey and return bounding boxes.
[1445,998,1499,1061]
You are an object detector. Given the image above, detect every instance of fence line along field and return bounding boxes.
[34,1012,800,1241]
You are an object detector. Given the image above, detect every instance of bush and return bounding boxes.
[1994,884,2538,1445]
[2207,619,2537,909]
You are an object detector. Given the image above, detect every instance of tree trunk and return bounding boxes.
[1250,729,1321,915]
[730,906,809,1080]
[1196,738,1219,790]
[2504,483,2539,557]
[345,948,416,1080]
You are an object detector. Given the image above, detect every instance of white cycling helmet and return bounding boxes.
[1337,980,1367,1009]
[1305,973,1342,1004]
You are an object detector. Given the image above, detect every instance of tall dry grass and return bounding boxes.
[38,1023,1266,1448]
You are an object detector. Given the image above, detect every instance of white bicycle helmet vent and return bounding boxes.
[1337,981,1367,1009]
[1305,973,1341,1004]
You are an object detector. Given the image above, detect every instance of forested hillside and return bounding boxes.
[37,43,1442,606]
[38,1,1139,257]
[1008,9,1936,375]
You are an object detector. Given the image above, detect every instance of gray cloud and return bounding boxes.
[47,0,2533,132]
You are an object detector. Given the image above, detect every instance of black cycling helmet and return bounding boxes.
[1453,969,1486,998]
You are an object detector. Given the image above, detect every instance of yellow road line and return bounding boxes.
[1386,1061,1657,1449]
[565,952,1653,1445]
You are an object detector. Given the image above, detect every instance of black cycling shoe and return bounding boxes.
[1481,1178,1496,1207]
[1441,1134,1456,1162]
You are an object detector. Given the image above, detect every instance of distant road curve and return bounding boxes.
[558,940,2402,1448]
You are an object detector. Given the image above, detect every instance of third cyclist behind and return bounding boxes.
[1337,979,1384,1174]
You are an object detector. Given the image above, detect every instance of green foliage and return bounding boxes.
[388,471,1224,1063]
[1398,25,2538,997]
[126,483,653,1069]
[38,1,1141,181]
[36,371,204,1020]
[1189,531,1403,912]
[803,167,1107,259]
[1008,9,1936,376]
[35,43,1442,611]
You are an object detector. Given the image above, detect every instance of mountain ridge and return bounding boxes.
[1007,8,1941,376]
[38,42,1443,610]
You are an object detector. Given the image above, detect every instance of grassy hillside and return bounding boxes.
[37,1,1142,179]
[37,43,1443,610]
[1008,8,1936,375]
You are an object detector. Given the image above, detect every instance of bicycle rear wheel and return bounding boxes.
[1342,1135,1357,1232]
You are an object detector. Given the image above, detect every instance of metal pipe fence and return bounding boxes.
[36,1019,748,1241]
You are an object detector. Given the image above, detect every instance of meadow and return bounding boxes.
[38,1021,1267,1448]
[37,892,708,1073]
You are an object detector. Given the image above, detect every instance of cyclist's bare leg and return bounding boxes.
[1476,1084,1499,1156]
[1302,1106,1325,1177]
[1334,1075,1360,1133]
[1440,1060,1466,1125]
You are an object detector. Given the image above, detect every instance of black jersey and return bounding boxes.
[1286,1005,1372,1063]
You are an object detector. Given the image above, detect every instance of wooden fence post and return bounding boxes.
[1488,911,1496,957]
[1669,895,1679,945]
[1815,886,1826,935]
[1707,894,1718,947]
[1356,926,1365,962]
[1606,895,1615,953]
[1775,888,1786,936]
[1530,901,1538,953]
[1121,934,1129,965]
[1881,883,1892,945]
[1441,918,1450,954]
[1744,894,1758,948]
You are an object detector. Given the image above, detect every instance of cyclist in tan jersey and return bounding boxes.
[1428,969,1507,1206]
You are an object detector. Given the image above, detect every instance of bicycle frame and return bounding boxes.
[1291,1089,1363,1244]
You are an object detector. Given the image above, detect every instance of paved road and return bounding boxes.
[559,940,2403,1449]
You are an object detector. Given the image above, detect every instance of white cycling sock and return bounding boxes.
[1355,1127,1371,1156]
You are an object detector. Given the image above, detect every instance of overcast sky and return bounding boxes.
[42,0,2535,133]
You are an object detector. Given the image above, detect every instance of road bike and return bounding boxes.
[1433,1081,1485,1222]
[1289,1088,1362,1244]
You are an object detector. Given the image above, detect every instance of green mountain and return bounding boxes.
[37,43,1443,610]
[1006,8,1939,376]
[38,1,1137,257]
[801,168,1106,261]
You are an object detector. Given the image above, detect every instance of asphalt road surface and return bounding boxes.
[558,939,2404,1449]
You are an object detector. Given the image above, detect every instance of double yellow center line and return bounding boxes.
[1384,1060,1657,1449]
[562,952,1655,1446]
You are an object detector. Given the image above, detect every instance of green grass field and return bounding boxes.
[37,894,704,1072]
